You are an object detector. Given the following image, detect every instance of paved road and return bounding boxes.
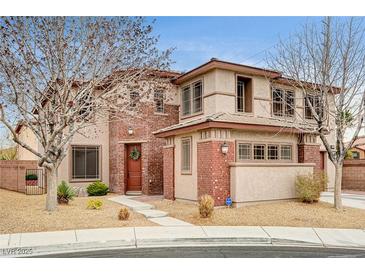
[33,246,365,258]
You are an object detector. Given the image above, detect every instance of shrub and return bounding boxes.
[295,173,324,203]
[118,207,130,220]
[25,174,38,180]
[87,199,103,210]
[199,194,214,218]
[87,181,109,196]
[57,181,76,204]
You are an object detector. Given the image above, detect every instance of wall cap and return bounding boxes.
[229,162,316,167]
[163,145,175,149]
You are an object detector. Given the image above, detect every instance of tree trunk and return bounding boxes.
[334,163,343,210]
[46,166,58,211]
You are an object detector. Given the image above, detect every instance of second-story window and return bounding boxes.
[182,86,191,116]
[305,94,321,119]
[272,88,294,117]
[130,90,139,108]
[193,81,202,113]
[236,76,253,113]
[237,79,245,112]
[181,80,203,116]
[154,90,164,113]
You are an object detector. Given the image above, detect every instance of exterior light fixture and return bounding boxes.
[127,126,134,135]
[221,142,229,154]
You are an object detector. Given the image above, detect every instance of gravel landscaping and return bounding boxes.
[149,199,365,229]
[0,189,156,234]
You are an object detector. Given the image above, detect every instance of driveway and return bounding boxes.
[320,192,365,210]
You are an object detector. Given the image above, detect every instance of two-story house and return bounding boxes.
[155,59,335,206]
[17,58,335,205]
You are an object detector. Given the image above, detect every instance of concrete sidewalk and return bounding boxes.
[1,226,365,257]
[320,192,365,210]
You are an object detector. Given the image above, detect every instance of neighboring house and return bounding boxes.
[17,58,336,205]
[348,136,365,159]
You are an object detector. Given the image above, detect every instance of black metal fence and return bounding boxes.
[25,169,46,195]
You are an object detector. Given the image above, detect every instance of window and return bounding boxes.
[181,80,203,116]
[130,91,139,108]
[154,90,164,113]
[305,94,321,119]
[236,76,253,113]
[272,88,294,117]
[72,146,100,180]
[182,86,191,116]
[193,81,202,113]
[237,79,245,112]
[268,145,279,160]
[237,142,293,162]
[181,138,191,173]
[238,143,251,160]
[280,145,292,160]
[352,151,360,160]
[254,144,265,160]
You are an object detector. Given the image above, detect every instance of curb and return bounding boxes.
[1,226,365,257]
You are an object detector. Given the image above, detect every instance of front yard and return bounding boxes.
[149,199,365,229]
[0,189,155,234]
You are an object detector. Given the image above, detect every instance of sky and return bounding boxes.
[0,16,331,147]
[149,16,322,72]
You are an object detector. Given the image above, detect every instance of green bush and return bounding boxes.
[25,174,38,180]
[57,181,76,204]
[87,199,103,210]
[295,172,326,203]
[87,181,109,196]
[199,194,214,218]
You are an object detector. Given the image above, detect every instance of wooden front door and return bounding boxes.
[126,144,142,191]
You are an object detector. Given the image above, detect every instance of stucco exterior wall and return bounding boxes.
[57,118,110,188]
[230,162,314,204]
[174,132,199,201]
[17,127,40,161]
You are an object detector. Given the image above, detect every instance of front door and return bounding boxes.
[126,144,142,192]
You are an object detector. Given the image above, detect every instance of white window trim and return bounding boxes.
[181,80,203,118]
[181,137,192,174]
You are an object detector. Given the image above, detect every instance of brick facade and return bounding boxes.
[342,160,365,191]
[298,144,321,172]
[162,145,175,200]
[197,140,235,206]
[109,104,179,195]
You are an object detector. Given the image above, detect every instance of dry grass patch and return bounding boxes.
[150,199,365,229]
[0,189,156,234]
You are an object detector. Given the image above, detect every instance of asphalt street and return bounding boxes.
[33,246,365,258]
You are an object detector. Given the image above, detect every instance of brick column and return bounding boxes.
[298,144,321,172]
[163,145,175,200]
[197,140,235,206]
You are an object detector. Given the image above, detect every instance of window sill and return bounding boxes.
[180,111,203,120]
[70,178,101,183]
[181,171,192,175]
[154,112,169,116]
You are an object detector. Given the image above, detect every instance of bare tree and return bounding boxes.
[0,17,173,211]
[269,17,365,209]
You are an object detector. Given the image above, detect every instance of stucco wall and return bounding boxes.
[174,132,199,201]
[57,119,110,187]
[17,127,39,161]
[230,162,314,204]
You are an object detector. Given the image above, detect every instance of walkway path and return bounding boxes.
[320,192,365,210]
[108,196,193,226]
[2,226,365,257]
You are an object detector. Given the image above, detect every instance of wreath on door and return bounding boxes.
[129,147,141,160]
